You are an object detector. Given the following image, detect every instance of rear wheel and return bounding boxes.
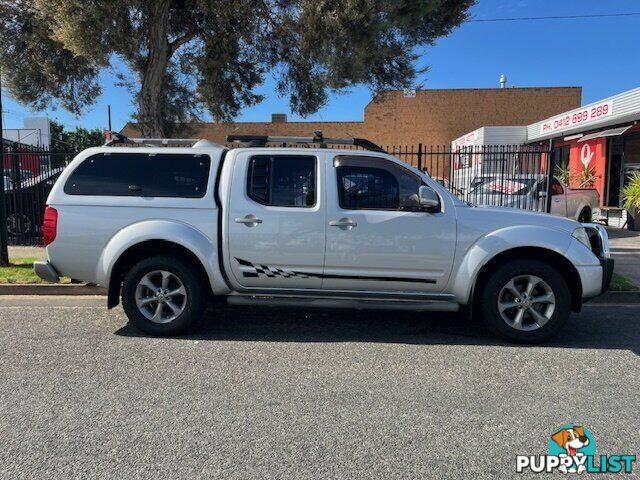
[479,259,571,343]
[122,255,206,335]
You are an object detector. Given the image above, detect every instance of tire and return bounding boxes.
[479,259,571,344]
[121,255,206,336]
[6,214,32,238]
[578,208,591,223]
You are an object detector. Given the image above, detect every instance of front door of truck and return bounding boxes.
[323,154,456,294]
[549,178,568,217]
[227,151,326,290]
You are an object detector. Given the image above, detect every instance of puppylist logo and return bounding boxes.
[516,425,636,474]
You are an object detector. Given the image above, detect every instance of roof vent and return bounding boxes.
[271,113,287,123]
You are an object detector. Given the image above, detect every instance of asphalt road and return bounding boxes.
[1,297,639,479]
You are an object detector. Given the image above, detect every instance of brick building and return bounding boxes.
[121,86,581,147]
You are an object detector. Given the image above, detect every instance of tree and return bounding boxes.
[0,0,475,137]
[49,121,105,152]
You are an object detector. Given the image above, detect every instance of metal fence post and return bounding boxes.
[0,67,9,266]
[417,143,423,171]
[11,147,24,243]
[545,139,555,213]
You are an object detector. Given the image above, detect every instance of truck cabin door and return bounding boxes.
[226,151,326,290]
[550,178,567,217]
[323,154,456,294]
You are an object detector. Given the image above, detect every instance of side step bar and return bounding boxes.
[226,295,459,312]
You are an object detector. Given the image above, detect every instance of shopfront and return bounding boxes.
[527,87,640,208]
[547,127,640,207]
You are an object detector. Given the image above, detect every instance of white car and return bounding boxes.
[35,133,614,343]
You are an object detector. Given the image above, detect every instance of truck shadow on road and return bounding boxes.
[114,304,640,355]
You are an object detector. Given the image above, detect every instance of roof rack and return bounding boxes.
[103,131,224,148]
[226,131,387,153]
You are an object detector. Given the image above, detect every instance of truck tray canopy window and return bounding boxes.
[64,153,211,198]
[247,155,316,207]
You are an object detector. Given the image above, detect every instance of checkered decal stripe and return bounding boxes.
[235,258,316,279]
[234,258,436,284]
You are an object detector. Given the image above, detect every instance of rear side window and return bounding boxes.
[247,155,316,207]
[64,153,210,197]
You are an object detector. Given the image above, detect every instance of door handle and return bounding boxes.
[329,218,357,228]
[235,215,263,225]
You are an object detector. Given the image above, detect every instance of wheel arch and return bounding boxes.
[107,239,214,309]
[98,220,230,309]
[471,247,583,313]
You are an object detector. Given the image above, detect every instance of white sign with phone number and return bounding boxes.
[539,100,613,134]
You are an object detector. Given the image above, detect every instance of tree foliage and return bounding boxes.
[50,120,105,152]
[0,0,475,136]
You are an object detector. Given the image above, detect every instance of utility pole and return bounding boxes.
[107,104,112,131]
[0,66,9,266]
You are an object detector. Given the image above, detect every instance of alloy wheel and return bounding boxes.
[497,274,556,331]
[135,270,187,323]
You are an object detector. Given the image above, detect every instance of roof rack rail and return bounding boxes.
[103,131,225,148]
[226,130,387,153]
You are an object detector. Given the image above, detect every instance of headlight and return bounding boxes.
[572,227,592,251]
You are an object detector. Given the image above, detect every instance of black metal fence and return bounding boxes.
[1,140,77,245]
[1,140,553,246]
[386,143,552,210]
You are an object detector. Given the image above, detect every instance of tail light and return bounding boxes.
[43,206,58,246]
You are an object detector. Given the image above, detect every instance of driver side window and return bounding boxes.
[334,156,425,211]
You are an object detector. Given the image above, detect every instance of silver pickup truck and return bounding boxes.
[469,175,599,222]
[34,133,613,344]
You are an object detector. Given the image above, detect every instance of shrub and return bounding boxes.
[622,172,640,210]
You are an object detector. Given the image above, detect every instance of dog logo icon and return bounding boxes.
[549,425,595,474]
[517,424,635,474]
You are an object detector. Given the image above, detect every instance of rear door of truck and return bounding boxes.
[225,149,326,290]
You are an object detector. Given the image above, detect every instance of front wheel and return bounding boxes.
[121,255,206,336]
[479,259,571,343]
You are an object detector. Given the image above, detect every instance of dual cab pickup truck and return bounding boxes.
[35,134,614,343]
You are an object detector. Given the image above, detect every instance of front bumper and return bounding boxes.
[34,260,60,283]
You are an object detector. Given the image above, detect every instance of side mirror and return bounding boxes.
[419,185,440,210]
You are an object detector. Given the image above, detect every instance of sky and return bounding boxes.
[2,0,640,132]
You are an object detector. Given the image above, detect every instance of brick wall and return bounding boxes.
[121,87,582,147]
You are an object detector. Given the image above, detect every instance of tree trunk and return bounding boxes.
[138,0,170,137]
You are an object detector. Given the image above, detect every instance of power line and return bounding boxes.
[467,12,640,23]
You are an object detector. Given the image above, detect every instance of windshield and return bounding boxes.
[472,177,537,196]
